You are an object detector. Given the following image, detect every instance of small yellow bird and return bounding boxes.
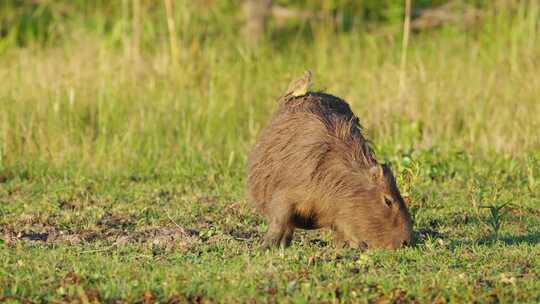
[284,70,312,98]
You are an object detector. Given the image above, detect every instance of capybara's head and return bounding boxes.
[348,164,412,250]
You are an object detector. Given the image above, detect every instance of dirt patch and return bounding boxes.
[0,221,203,251]
[97,212,137,230]
[1,224,59,244]
[123,226,202,250]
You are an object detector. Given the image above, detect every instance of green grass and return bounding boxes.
[1,153,539,303]
[1,1,540,303]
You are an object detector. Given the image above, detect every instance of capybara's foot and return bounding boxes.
[262,223,294,249]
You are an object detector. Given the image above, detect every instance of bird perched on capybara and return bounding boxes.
[247,89,412,250]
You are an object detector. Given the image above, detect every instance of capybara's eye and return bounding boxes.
[384,197,393,207]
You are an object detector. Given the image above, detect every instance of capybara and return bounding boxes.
[247,92,412,250]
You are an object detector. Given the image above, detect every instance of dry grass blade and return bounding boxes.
[163,0,179,65]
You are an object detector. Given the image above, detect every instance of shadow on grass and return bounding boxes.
[441,231,540,250]
[479,230,540,246]
[412,227,540,248]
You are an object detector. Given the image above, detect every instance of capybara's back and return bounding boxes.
[247,93,412,250]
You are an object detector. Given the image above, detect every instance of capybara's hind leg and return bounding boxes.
[262,195,294,248]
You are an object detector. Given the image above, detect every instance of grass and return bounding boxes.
[1,1,540,303]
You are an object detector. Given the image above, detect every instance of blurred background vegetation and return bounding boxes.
[0,0,487,48]
[0,0,539,175]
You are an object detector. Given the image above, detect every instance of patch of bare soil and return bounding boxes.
[0,204,263,252]
[0,211,204,251]
[1,224,204,250]
[122,226,202,250]
[97,212,137,230]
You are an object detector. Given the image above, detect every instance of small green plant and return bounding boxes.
[480,202,509,240]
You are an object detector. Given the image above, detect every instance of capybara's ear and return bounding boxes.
[369,165,383,181]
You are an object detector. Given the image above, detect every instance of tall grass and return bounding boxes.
[0,2,539,175]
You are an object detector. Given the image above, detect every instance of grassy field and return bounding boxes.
[1,1,540,303]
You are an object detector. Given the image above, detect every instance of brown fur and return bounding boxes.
[247,93,412,250]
